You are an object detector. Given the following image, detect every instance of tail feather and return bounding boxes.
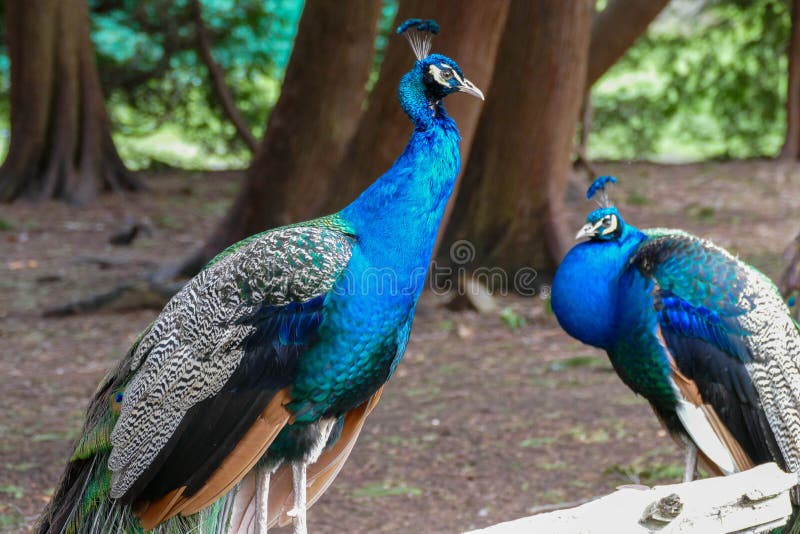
[36,345,238,533]
[38,450,236,534]
[223,388,385,530]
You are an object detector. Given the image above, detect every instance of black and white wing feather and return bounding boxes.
[107,225,354,501]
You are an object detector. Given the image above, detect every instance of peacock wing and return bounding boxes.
[106,223,355,527]
[629,229,800,474]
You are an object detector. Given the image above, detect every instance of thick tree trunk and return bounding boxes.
[782,0,800,160]
[586,0,670,88]
[321,0,509,214]
[441,0,593,280]
[173,0,381,277]
[0,0,141,204]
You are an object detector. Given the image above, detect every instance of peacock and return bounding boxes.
[552,176,800,495]
[38,19,483,534]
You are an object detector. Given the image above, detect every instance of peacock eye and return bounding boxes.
[599,214,619,236]
[441,69,453,81]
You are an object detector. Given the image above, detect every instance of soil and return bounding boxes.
[1,160,799,533]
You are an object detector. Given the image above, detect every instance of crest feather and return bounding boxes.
[397,18,439,60]
[587,175,617,208]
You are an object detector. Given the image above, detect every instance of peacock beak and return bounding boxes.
[457,78,484,100]
[575,222,598,240]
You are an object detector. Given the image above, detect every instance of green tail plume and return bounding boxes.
[36,334,238,533]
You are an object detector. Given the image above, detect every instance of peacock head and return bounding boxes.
[417,53,484,101]
[575,176,627,242]
[396,19,484,112]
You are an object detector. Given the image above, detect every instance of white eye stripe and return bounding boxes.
[428,64,455,87]
[600,215,618,235]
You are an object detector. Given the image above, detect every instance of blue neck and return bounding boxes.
[552,225,648,348]
[340,89,461,299]
[398,70,438,130]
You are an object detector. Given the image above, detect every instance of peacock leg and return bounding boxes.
[682,437,697,482]
[287,461,308,534]
[256,466,271,534]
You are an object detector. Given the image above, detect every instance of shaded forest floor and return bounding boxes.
[2,160,800,532]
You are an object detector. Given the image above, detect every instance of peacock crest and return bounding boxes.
[587,175,618,208]
[397,18,440,60]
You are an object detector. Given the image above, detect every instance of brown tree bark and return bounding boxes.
[587,0,670,88]
[321,0,509,213]
[0,0,142,204]
[192,0,258,152]
[441,0,593,279]
[172,0,381,277]
[782,0,800,160]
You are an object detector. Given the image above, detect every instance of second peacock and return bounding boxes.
[37,19,483,534]
[552,177,800,499]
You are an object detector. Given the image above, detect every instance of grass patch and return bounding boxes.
[519,436,557,448]
[627,190,650,206]
[690,205,717,223]
[0,505,24,530]
[353,482,423,499]
[548,355,606,372]
[537,461,569,471]
[31,430,77,442]
[568,425,610,444]
[605,462,685,485]
[0,485,24,499]
[437,320,455,332]
[538,489,567,504]
[500,307,526,330]
[5,462,38,472]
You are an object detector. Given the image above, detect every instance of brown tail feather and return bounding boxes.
[137,388,293,529]
[668,357,754,472]
[268,387,384,527]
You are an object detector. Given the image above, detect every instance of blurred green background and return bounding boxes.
[0,0,789,169]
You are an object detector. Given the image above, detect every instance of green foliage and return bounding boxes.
[0,0,791,166]
[590,0,790,160]
[499,307,526,329]
[92,0,304,168]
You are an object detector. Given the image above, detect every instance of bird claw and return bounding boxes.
[286,507,300,518]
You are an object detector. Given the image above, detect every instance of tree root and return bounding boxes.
[44,277,184,317]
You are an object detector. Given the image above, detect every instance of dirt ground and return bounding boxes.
[2,160,799,533]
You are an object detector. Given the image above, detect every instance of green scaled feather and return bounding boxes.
[71,394,121,461]
[204,213,354,270]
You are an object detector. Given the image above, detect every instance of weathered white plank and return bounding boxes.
[466,463,797,534]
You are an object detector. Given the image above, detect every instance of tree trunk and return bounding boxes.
[578,0,669,161]
[586,0,670,88]
[321,0,509,214]
[441,0,593,280]
[173,0,381,277]
[782,0,800,160]
[0,0,141,204]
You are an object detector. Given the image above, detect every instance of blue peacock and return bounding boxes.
[552,176,800,492]
[38,19,483,534]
